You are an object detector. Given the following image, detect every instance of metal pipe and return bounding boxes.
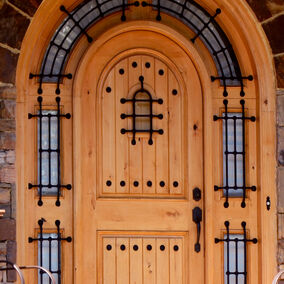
[272,270,284,284]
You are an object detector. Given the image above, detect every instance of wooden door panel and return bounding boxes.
[100,233,186,284]
[99,55,185,198]
[76,30,204,284]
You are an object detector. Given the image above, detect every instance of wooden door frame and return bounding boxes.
[16,0,277,283]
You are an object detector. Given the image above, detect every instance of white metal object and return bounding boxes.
[20,265,56,284]
[272,270,284,284]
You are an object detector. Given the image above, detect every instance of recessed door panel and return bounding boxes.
[100,55,185,198]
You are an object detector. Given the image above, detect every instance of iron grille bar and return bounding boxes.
[213,99,256,208]
[142,0,243,89]
[28,96,72,207]
[31,0,139,94]
[120,76,163,145]
[191,8,221,43]
[215,221,257,284]
[28,219,72,284]
[36,0,244,95]
[211,75,254,97]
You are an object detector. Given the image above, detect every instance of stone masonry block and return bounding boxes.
[246,0,284,21]
[0,119,15,131]
[0,219,15,241]
[0,187,10,204]
[275,55,284,88]
[0,87,16,100]
[278,127,284,166]
[8,0,43,16]
[263,15,284,54]
[0,100,15,119]
[0,3,30,49]
[278,167,284,212]
[0,242,7,255]
[279,213,284,239]
[0,132,15,150]
[5,150,15,164]
[0,47,18,84]
[0,166,15,183]
[277,94,284,126]
[7,241,16,281]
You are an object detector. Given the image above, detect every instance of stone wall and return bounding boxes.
[0,0,283,282]
[0,0,42,281]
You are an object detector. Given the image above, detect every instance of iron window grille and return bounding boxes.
[215,221,257,284]
[120,75,163,145]
[29,0,249,95]
[213,99,256,208]
[28,219,72,284]
[28,96,72,207]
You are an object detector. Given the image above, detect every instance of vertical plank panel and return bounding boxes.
[115,59,130,194]
[141,55,155,87]
[142,138,156,194]
[141,55,156,194]
[128,56,143,194]
[129,137,143,194]
[103,238,116,284]
[102,69,116,194]
[155,60,169,194]
[170,238,183,284]
[157,238,170,284]
[116,238,130,284]
[168,71,182,195]
[130,238,143,284]
[143,238,156,284]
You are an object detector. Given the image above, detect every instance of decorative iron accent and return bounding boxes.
[31,0,139,94]
[213,99,256,208]
[120,76,163,145]
[28,219,72,284]
[35,0,245,94]
[215,221,257,284]
[211,75,254,97]
[28,96,72,207]
[142,0,246,88]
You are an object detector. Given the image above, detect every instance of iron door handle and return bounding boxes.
[192,207,202,252]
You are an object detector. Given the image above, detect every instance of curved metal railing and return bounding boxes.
[0,261,56,284]
[272,270,284,284]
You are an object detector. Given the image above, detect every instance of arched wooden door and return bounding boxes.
[74,29,204,283]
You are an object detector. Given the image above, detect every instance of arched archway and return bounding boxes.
[16,1,277,283]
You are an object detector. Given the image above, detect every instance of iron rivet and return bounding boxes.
[160,245,165,251]
[133,245,139,251]
[132,62,137,68]
[145,62,151,68]
[106,180,112,186]
[120,244,126,251]
[120,181,125,187]
[173,245,179,251]
[147,244,152,251]
[173,181,179,187]
[147,181,152,187]
[159,69,164,76]
[106,245,112,251]
[119,68,124,75]
[134,181,139,187]
[106,87,111,93]
[160,181,165,187]
[172,89,178,95]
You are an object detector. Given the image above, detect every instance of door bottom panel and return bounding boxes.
[98,231,188,284]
